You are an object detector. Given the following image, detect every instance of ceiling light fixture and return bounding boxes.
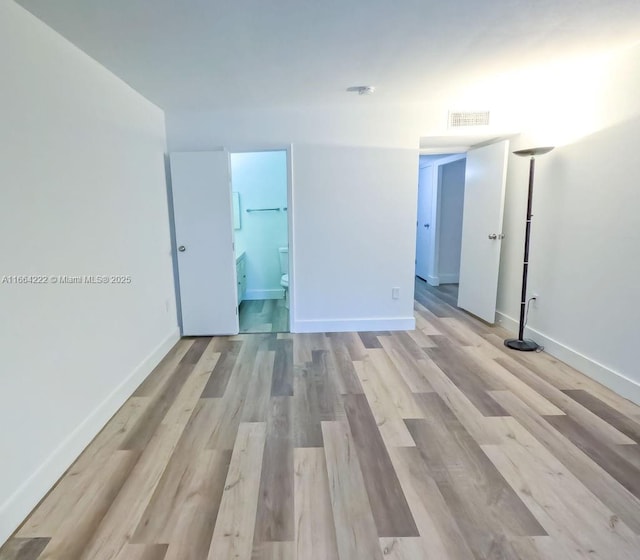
[347,85,376,95]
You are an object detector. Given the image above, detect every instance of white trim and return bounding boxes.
[291,316,416,333]
[426,274,440,286]
[286,144,295,336]
[438,273,459,284]
[228,144,294,330]
[244,288,284,300]
[420,147,470,155]
[496,312,640,406]
[0,328,180,545]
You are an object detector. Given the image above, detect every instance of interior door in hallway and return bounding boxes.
[415,163,433,280]
[170,151,239,335]
[457,140,509,323]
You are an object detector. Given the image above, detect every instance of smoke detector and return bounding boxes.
[448,111,490,128]
[347,85,376,95]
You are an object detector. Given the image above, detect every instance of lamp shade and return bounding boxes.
[513,147,554,157]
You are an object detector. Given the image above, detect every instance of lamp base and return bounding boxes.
[504,338,540,352]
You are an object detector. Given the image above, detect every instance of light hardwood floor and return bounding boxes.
[239,298,289,334]
[2,279,640,559]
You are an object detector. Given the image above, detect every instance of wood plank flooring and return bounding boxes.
[3,280,640,559]
[239,299,289,334]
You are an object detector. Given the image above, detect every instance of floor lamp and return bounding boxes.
[505,146,554,351]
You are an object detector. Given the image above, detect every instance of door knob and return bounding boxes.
[178,245,186,252]
[424,223,430,228]
[488,234,497,240]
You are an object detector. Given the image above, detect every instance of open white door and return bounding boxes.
[457,140,509,323]
[170,151,239,335]
[415,164,432,280]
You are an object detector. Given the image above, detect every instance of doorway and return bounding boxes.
[230,150,290,333]
[415,153,466,290]
[414,139,510,323]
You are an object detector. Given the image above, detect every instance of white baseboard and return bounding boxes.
[291,316,416,333]
[438,273,459,284]
[0,328,180,546]
[496,312,640,406]
[245,288,284,300]
[426,275,440,286]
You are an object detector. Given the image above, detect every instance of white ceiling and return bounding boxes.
[15,0,640,112]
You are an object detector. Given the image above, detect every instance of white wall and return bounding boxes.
[497,43,640,404]
[167,44,640,402]
[292,145,417,332]
[231,151,288,300]
[166,103,425,152]
[437,159,466,283]
[168,108,419,333]
[0,2,178,544]
[2,1,638,548]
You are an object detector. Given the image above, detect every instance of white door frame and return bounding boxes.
[425,153,466,286]
[227,144,295,330]
[415,136,515,322]
[415,161,433,281]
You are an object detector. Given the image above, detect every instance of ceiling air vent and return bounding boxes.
[448,111,490,128]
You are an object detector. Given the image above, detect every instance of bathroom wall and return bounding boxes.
[231,151,288,299]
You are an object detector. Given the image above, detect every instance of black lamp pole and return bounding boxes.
[505,146,554,352]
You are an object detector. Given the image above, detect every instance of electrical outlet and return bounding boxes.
[392,287,400,300]
[531,293,539,307]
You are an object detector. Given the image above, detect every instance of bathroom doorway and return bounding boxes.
[230,150,291,333]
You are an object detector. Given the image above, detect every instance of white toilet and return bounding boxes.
[278,246,289,309]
